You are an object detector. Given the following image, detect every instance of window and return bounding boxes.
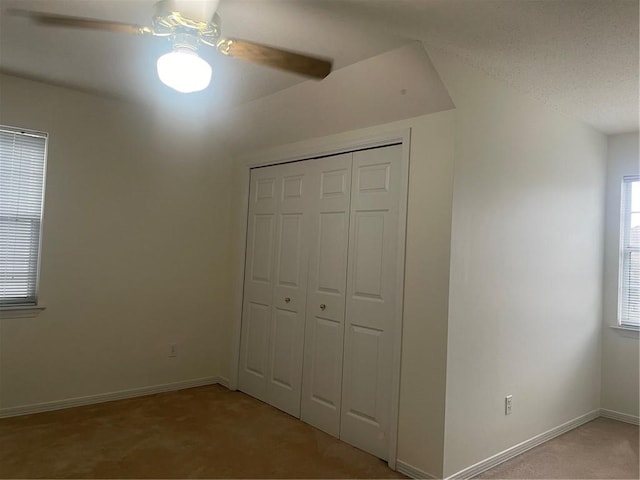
[0,126,48,307]
[619,176,640,328]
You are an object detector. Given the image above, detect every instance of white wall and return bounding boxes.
[601,132,640,418]
[426,47,608,476]
[0,36,617,479]
[0,74,234,411]
[398,111,454,478]
[224,110,456,478]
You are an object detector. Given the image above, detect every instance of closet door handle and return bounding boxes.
[320,304,326,311]
[285,297,291,303]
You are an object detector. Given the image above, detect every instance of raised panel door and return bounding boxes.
[340,144,402,460]
[239,166,280,400]
[267,162,313,417]
[301,153,352,436]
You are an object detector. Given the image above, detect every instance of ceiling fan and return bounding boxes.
[9,0,333,93]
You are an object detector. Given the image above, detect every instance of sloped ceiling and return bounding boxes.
[303,0,640,135]
[222,42,454,154]
[0,0,637,137]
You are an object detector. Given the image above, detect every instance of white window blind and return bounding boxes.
[0,126,48,306]
[620,176,640,327]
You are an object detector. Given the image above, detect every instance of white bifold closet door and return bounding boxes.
[339,144,402,461]
[239,143,402,461]
[238,161,312,417]
[300,153,353,437]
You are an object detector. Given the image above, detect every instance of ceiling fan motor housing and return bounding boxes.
[152,2,222,48]
[171,32,202,52]
[155,0,221,24]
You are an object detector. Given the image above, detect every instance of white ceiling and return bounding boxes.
[308,0,639,135]
[0,0,410,109]
[1,0,638,135]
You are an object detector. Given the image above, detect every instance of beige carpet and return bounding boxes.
[478,417,639,479]
[0,385,403,478]
[1,385,638,479]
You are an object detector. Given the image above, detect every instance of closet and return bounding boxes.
[238,143,402,461]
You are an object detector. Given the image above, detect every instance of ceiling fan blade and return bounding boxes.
[218,38,332,79]
[8,9,147,35]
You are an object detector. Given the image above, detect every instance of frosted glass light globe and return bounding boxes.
[157,48,212,93]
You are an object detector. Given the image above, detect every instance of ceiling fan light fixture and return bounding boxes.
[157,47,212,93]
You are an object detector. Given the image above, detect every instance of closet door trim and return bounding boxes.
[230,128,411,470]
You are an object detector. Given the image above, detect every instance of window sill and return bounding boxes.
[609,324,639,337]
[0,305,46,319]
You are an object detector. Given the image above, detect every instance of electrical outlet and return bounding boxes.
[169,344,177,358]
[505,395,513,415]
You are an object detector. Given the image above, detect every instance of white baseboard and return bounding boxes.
[0,376,222,418]
[600,408,640,425]
[217,376,231,389]
[396,460,438,479]
[445,409,601,480]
